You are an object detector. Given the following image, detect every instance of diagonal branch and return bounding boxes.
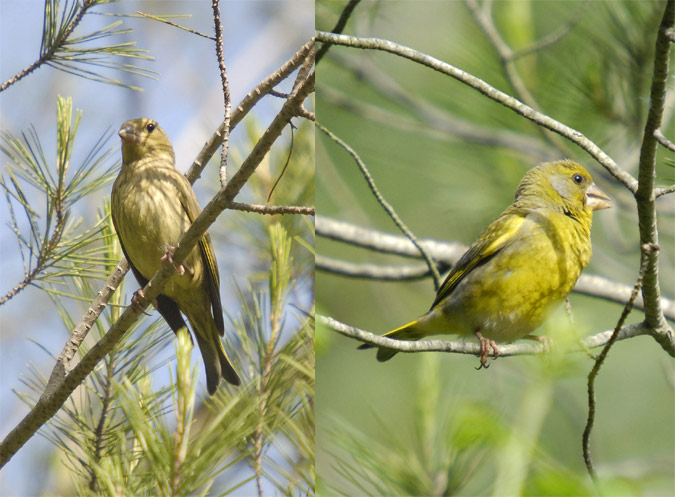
[317,123,441,289]
[187,38,315,183]
[315,0,361,64]
[654,128,675,152]
[463,0,570,155]
[314,31,639,193]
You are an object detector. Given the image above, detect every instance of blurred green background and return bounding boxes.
[315,1,674,495]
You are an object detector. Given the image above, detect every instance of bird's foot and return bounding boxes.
[131,289,156,315]
[474,330,499,370]
[161,245,185,275]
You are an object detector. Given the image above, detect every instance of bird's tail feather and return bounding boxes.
[216,337,241,386]
[192,321,241,395]
[358,319,427,362]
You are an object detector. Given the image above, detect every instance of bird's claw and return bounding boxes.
[161,245,185,275]
[474,331,499,370]
[131,289,155,316]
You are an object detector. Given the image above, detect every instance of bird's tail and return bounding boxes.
[191,319,241,395]
[358,319,427,362]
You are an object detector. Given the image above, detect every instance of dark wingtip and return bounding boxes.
[206,375,219,396]
[222,366,241,387]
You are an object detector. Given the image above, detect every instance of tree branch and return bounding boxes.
[463,0,570,155]
[654,128,675,152]
[211,0,232,187]
[316,215,675,321]
[225,201,314,216]
[186,37,315,183]
[315,0,361,64]
[317,123,441,288]
[42,258,129,397]
[635,0,673,336]
[317,255,443,281]
[318,314,652,358]
[314,31,639,193]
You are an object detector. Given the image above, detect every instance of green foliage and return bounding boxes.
[39,0,155,90]
[322,357,490,497]
[0,96,118,302]
[20,215,313,496]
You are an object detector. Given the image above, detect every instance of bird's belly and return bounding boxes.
[114,180,202,297]
[440,242,579,341]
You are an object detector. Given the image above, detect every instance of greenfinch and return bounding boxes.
[111,118,240,394]
[360,160,611,367]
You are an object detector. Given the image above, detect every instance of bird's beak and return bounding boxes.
[118,124,140,144]
[586,183,611,211]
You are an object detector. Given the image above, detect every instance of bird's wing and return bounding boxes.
[178,181,226,336]
[430,209,527,309]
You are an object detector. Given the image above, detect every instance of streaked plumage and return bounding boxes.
[111,118,239,394]
[360,160,611,366]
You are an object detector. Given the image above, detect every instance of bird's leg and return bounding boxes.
[131,289,156,316]
[161,245,185,275]
[474,330,499,370]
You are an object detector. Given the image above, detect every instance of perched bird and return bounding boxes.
[111,118,240,394]
[360,160,611,367]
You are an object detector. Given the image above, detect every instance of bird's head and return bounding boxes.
[516,160,611,218]
[118,118,175,165]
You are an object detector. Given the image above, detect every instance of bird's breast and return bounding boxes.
[111,162,203,290]
[439,210,592,341]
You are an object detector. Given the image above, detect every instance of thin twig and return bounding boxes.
[212,0,231,187]
[654,128,675,152]
[87,360,115,494]
[267,123,295,202]
[315,0,361,64]
[314,31,639,193]
[0,0,93,92]
[582,243,657,482]
[511,1,589,59]
[136,10,214,40]
[225,201,314,216]
[463,0,570,155]
[186,38,315,183]
[317,123,442,289]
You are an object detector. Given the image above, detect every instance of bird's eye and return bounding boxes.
[572,174,583,184]
[146,123,156,133]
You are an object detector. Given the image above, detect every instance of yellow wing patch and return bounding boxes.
[430,214,526,309]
